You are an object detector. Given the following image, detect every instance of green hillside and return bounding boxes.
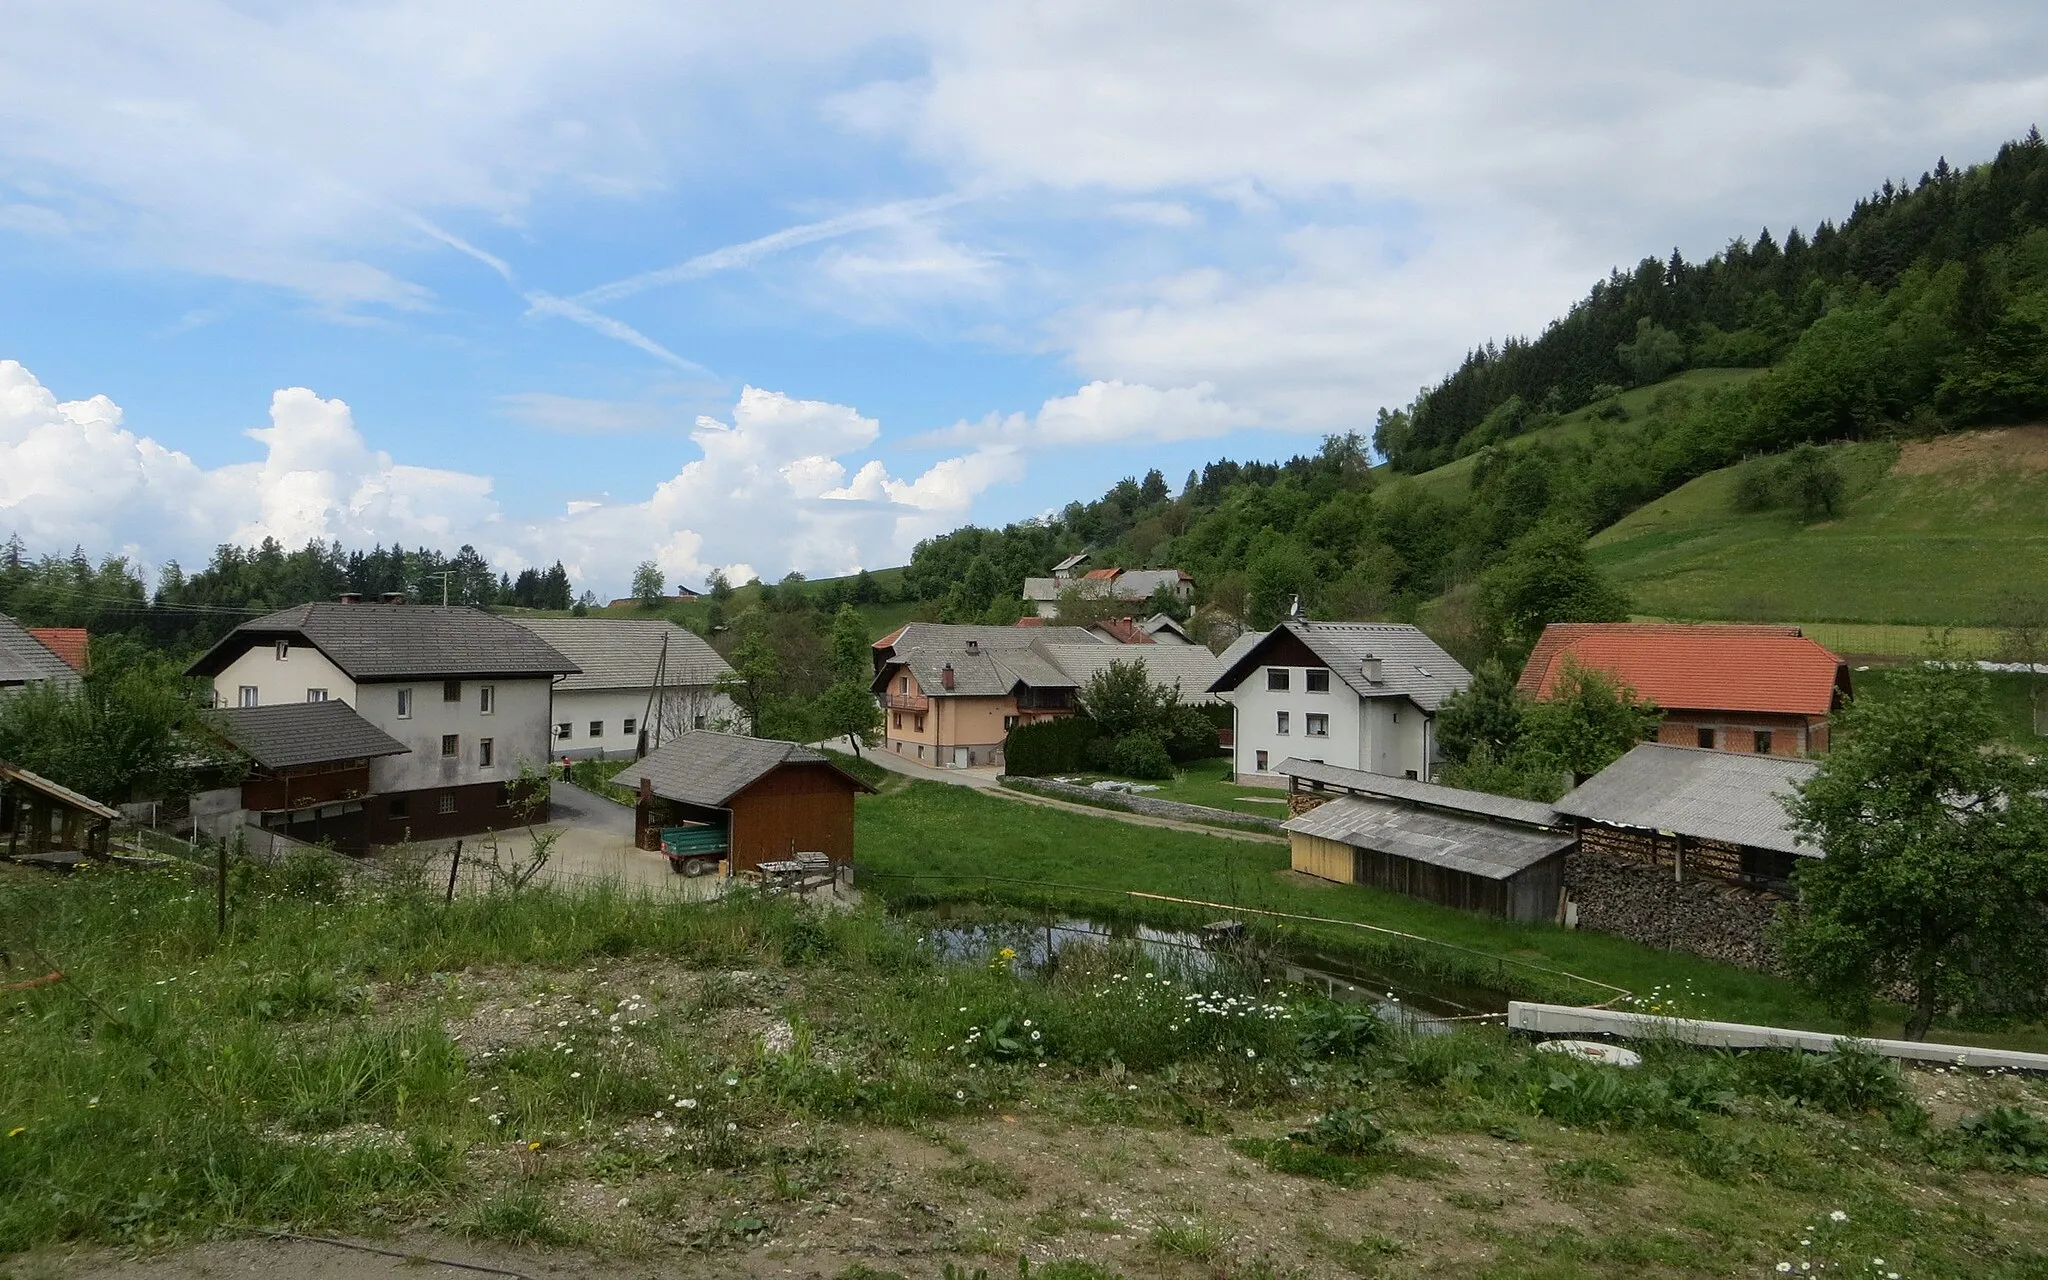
[595,564,920,640]
[1589,426,2048,626]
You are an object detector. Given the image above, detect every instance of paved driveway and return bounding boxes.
[425,781,720,897]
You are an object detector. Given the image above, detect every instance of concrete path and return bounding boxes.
[819,736,1284,845]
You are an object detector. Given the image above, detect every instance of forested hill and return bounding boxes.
[905,130,2048,656]
[1378,129,2048,470]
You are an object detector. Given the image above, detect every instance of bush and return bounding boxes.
[1003,715,1099,777]
[1087,733,1173,780]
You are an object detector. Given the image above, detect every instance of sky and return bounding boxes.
[2,2,2045,597]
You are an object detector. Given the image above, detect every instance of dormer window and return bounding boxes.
[274,639,289,661]
[1267,668,1289,691]
[1305,669,1330,694]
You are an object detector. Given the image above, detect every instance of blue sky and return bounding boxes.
[3,2,2045,596]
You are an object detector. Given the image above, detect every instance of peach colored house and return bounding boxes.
[871,637,1080,769]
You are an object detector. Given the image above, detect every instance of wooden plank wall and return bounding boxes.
[1289,832,1353,882]
[728,763,858,873]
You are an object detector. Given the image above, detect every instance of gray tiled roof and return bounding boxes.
[1284,794,1575,880]
[210,700,411,771]
[607,730,871,806]
[1553,742,1819,856]
[1275,758,1564,827]
[1210,621,1472,711]
[0,613,81,689]
[884,623,1104,653]
[187,604,578,682]
[510,618,731,692]
[1037,644,1226,705]
[878,645,1079,698]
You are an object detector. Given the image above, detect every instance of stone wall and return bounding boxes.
[1565,849,1786,971]
[999,777,1283,831]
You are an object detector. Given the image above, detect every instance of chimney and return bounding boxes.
[941,663,956,690]
[379,591,406,605]
[337,592,363,605]
[1360,654,1382,683]
[965,638,980,655]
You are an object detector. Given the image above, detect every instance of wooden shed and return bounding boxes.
[609,731,874,875]
[1277,758,1575,923]
[0,762,121,870]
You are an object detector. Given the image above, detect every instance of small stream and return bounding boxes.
[905,906,1513,1031]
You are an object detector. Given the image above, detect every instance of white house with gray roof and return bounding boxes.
[511,618,736,760]
[1208,620,1471,785]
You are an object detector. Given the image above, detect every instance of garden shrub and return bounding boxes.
[1086,732,1173,780]
[1003,715,1099,776]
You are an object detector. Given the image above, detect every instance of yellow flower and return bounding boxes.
[526,1140,542,1151]
[6,1127,23,1138]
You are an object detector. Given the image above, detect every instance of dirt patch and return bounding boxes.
[1891,425,2048,477]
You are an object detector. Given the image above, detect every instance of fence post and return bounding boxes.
[445,839,463,904]
[216,838,228,935]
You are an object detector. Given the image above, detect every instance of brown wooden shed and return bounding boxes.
[1,762,121,869]
[609,731,874,875]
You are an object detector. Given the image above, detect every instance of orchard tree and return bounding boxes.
[1782,660,2048,1039]
[630,560,666,606]
[1517,660,1661,784]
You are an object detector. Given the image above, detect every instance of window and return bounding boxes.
[443,680,462,703]
[914,713,926,732]
[306,688,327,702]
[274,639,290,661]
[1004,715,1018,731]
[1405,769,1419,781]
[589,720,604,738]
[1753,730,1774,754]
[238,686,259,708]
[900,676,909,692]
[893,712,902,730]
[693,715,706,729]
[1255,749,1270,771]
[388,795,409,818]
[1696,727,1715,749]
[478,738,494,767]
[1275,711,1290,735]
[1306,669,1330,694]
[397,688,413,719]
[441,733,459,758]
[1266,668,1290,691]
[555,722,571,739]
[479,685,495,715]
[437,793,456,815]
[622,717,636,736]
[1306,713,1329,737]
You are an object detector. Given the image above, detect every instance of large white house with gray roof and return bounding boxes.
[510,618,736,759]
[1208,620,1471,784]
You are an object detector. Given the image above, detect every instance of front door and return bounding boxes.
[952,746,968,767]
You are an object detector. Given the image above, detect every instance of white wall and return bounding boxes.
[1222,661,1435,781]
[548,685,736,759]
[211,644,356,708]
[352,677,554,793]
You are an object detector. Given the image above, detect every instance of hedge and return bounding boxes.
[1003,714,1100,776]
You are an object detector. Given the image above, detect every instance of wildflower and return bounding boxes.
[6,1127,23,1138]
[1031,1030,1042,1041]
[1830,1210,1848,1223]
[570,1072,582,1079]
[727,1122,738,1132]
[1777,1266,1792,1274]
[527,1141,542,1151]
[1246,1048,1257,1058]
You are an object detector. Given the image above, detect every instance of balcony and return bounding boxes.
[881,691,929,712]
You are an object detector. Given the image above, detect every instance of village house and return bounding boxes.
[1020,563,1194,620]
[609,731,873,875]
[511,617,735,759]
[0,612,82,693]
[198,700,412,854]
[869,622,1221,769]
[1209,620,1472,784]
[1517,622,1850,755]
[185,598,577,842]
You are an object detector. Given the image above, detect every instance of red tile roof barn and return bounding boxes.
[26,628,88,673]
[1518,623,1846,716]
[1082,567,1122,580]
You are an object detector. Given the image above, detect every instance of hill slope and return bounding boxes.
[1590,426,2048,626]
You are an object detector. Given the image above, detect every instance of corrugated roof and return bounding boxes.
[210,701,411,771]
[1210,621,1472,711]
[1038,644,1226,705]
[25,628,88,673]
[1553,742,1818,856]
[607,731,872,806]
[1518,623,1843,715]
[1284,794,1574,880]
[187,604,579,682]
[510,618,731,692]
[0,762,122,820]
[0,613,82,689]
[1275,757,1563,827]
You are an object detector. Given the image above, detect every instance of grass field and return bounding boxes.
[1040,757,1294,820]
[855,781,2048,1051]
[4,859,2045,1277]
[1591,427,2048,626]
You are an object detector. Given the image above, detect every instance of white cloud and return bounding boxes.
[0,361,1013,594]
[923,380,1254,449]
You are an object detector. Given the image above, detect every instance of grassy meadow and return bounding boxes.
[1590,428,2048,627]
[3,858,2046,1279]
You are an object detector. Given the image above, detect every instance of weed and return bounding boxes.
[459,1188,578,1247]
[1148,1220,1225,1262]
[1955,1104,2048,1169]
[1545,1156,1632,1188]
[936,1157,1031,1198]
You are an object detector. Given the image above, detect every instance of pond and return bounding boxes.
[904,905,1512,1031]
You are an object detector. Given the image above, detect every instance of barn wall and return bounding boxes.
[1289,832,1353,882]
[1354,847,1508,917]
[728,763,858,873]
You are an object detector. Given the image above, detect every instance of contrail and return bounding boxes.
[522,292,711,374]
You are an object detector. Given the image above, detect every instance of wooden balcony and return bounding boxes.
[881,691,929,712]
